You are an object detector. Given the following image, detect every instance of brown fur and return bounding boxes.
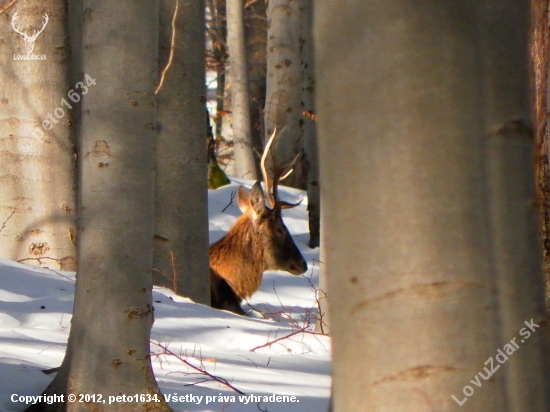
[210,183,307,315]
[210,213,265,299]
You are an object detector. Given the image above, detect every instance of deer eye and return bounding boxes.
[276,227,284,235]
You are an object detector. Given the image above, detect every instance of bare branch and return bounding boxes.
[220,190,237,213]
[0,209,15,233]
[156,0,179,95]
[151,341,246,395]
[0,0,17,16]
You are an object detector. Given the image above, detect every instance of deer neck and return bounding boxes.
[209,215,265,298]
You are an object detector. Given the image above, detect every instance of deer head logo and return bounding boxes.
[11,12,49,55]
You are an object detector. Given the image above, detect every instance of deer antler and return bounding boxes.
[260,128,302,210]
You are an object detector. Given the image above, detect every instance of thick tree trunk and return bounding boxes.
[0,1,76,271]
[264,0,304,188]
[316,1,550,411]
[27,1,171,410]
[153,0,210,305]
[226,0,258,180]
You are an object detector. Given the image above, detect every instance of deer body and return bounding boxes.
[210,183,307,315]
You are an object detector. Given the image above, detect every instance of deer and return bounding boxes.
[210,129,308,315]
[11,12,49,55]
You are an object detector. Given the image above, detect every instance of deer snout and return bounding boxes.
[288,258,308,275]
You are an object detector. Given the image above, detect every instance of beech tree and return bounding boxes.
[244,0,267,157]
[226,0,258,179]
[0,1,76,270]
[153,0,210,304]
[27,1,171,410]
[299,0,319,248]
[264,0,303,188]
[316,1,550,411]
[532,0,550,312]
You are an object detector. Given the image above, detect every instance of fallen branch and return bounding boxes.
[249,326,310,352]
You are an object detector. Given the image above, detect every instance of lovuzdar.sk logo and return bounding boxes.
[11,11,48,61]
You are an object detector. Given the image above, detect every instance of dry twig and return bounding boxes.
[0,0,18,16]
[0,209,15,233]
[151,341,245,395]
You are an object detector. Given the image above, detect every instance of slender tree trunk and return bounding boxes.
[207,0,227,145]
[244,0,267,159]
[153,0,210,305]
[316,1,550,411]
[27,1,171,410]
[0,1,76,271]
[264,0,304,188]
[532,0,550,313]
[299,0,319,248]
[226,0,258,180]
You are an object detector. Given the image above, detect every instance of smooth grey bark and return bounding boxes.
[226,0,258,180]
[264,0,304,188]
[153,0,210,305]
[299,0,319,248]
[315,232,329,334]
[316,1,549,411]
[27,1,171,410]
[0,1,76,270]
[483,1,549,409]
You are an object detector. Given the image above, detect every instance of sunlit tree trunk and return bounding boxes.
[27,1,172,410]
[264,0,304,188]
[153,0,210,305]
[316,1,550,411]
[0,1,76,271]
[226,0,258,179]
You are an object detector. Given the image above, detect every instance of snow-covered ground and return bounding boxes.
[0,180,331,412]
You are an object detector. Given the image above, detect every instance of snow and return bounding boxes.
[0,180,330,412]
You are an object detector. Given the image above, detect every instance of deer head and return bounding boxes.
[210,128,307,315]
[11,12,49,55]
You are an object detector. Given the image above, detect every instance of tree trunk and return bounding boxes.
[483,1,550,409]
[244,0,267,161]
[226,0,258,180]
[0,1,76,271]
[299,0,319,248]
[316,1,550,411]
[532,0,550,313]
[153,0,210,305]
[27,0,171,410]
[264,0,304,188]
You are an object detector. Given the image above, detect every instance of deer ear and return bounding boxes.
[237,186,251,213]
[249,182,266,216]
